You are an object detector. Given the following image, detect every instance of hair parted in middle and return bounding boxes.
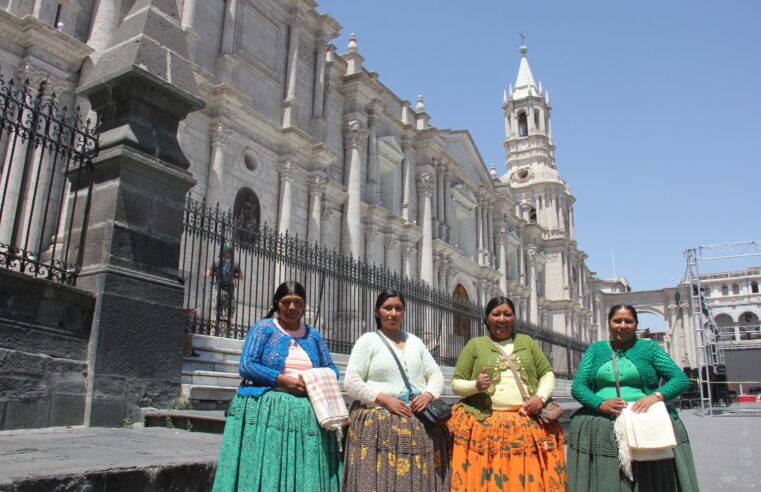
[483,296,517,326]
[607,304,638,323]
[266,280,307,318]
[373,288,406,330]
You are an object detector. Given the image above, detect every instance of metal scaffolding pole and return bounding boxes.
[682,240,761,416]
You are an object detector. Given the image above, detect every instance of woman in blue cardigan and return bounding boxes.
[567,304,699,491]
[213,281,342,491]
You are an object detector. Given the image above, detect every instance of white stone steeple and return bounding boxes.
[502,43,555,171]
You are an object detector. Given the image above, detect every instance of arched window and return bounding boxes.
[453,284,471,339]
[529,208,537,223]
[721,284,729,296]
[732,283,740,295]
[518,112,528,137]
[233,188,260,245]
[752,281,759,294]
[534,109,541,130]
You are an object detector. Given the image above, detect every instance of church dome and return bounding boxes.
[502,164,570,191]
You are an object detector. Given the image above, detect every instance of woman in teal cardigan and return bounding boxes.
[567,304,700,491]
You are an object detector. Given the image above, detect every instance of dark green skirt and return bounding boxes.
[567,408,699,492]
[213,392,342,492]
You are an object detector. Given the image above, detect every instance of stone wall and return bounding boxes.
[0,270,94,430]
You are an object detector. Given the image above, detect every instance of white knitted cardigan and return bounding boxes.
[343,331,444,406]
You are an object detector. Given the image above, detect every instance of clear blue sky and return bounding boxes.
[318,0,761,292]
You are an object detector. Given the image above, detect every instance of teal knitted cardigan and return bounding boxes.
[571,338,689,418]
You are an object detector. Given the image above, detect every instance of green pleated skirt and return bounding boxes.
[566,408,700,492]
[212,391,343,492]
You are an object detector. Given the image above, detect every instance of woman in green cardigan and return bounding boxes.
[567,304,700,491]
[449,296,566,491]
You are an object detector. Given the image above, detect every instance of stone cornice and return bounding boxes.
[0,11,94,70]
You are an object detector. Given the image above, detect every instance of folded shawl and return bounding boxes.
[301,367,350,447]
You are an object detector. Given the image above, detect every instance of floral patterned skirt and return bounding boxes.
[212,392,342,492]
[342,402,451,491]
[448,404,566,491]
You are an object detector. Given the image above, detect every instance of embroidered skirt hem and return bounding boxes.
[212,392,342,492]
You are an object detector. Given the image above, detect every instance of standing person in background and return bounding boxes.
[567,304,700,491]
[342,289,451,491]
[206,240,241,334]
[449,296,566,491]
[213,281,342,492]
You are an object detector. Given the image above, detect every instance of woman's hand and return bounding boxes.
[630,393,662,413]
[598,397,627,416]
[410,392,434,413]
[276,374,306,396]
[476,367,492,392]
[520,395,544,416]
[376,393,414,417]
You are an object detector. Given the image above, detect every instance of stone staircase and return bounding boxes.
[182,334,574,411]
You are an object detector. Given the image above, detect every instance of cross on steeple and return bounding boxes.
[519,31,526,45]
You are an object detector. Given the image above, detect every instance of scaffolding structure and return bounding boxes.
[683,240,761,416]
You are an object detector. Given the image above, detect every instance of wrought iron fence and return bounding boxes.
[0,75,99,284]
[180,197,588,370]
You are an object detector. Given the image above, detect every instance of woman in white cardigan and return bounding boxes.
[342,289,451,491]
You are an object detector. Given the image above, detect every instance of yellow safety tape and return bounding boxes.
[688,378,761,385]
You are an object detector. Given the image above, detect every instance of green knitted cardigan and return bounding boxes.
[571,338,689,418]
[453,333,553,421]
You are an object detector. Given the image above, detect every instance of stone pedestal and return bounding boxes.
[73,0,203,426]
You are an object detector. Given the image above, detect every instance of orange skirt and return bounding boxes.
[448,405,566,491]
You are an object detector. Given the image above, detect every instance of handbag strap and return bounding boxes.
[489,338,530,402]
[611,349,622,398]
[376,330,414,396]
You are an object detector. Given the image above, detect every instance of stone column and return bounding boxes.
[282,12,303,127]
[401,242,414,279]
[75,0,203,426]
[86,0,122,58]
[312,36,327,119]
[277,158,296,235]
[481,203,489,264]
[680,302,695,368]
[569,207,576,240]
[321,206,340,249]
[667,303,683,366]
[487,203,494,264]
[475,201,483,264]
[220,0,238,54]
[444,171,454,242]
[181,0,200,61]
[496,233,508,294]
[417,172,434,285]
[364,225,384,267]
[365,116,378,204]
[527,247,539,323]
[307,173,327,244]
[401,137,413,222]
[436,165,445,238]
[206,123,230,206]
[384,237,400,274]
[342,121,365,259]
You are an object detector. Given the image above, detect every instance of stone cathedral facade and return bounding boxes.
[0,0,616,357]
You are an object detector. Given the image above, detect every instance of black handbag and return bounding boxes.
[376,331,452,426]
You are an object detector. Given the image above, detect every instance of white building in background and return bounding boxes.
[699,267,761,345]
[0,0,615,360]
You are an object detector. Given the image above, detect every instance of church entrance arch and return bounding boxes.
[453,283,472,339]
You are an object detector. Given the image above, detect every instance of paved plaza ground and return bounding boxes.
[0,405,759,491]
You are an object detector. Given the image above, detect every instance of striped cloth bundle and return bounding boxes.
[302,367,350,440]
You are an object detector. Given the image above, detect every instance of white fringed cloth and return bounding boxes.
[302,368,350,448]
[614,401,677,480]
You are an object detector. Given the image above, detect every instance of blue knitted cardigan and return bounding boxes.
[571,338,690,418]
[237,318,339,397]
